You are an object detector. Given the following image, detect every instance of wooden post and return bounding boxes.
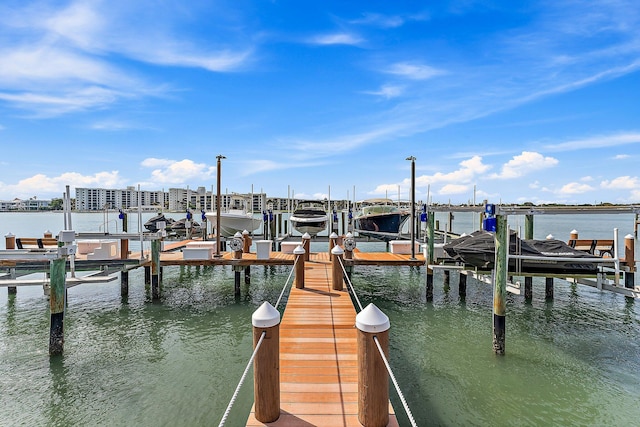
[151,239,161,300]
[49,257,66,355]
[329,232,338,254]
[443,270,450,286]
[121,270,129,297]
[356,303,390,427]
[426,273,433,302]
[245,266,251,285]
[242,230,252,253]
[302,233,311,262]
[294,245,305,289]
[5,232,15,250]
[493,214,507,355]
[458,271,466,299]
[625,234,635,290]
[234,266,243,296]
[427,210,435,265]
[252,302,280,423]
[570,229,578,240]
[331,245,344,291]
[524,276,533,301]
[120,238,129,260]
[545,277,554,300]
[525,214,534,240]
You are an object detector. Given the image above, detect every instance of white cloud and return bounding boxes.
[385,62,444,80]
[613,154,630,159]
[544,132,640,152]
[309,33,363,46]
[600,176,640,190]
[0,171,124,199]
[362,85,405,99]
[558,182,594,194]
[490,152,558,179]
[141,158,215,184]
[439,184,469,195]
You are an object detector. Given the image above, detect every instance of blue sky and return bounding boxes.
[1,0,639,205]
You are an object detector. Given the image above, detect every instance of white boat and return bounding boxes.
[205,195,260,237]
[289,200,328,236]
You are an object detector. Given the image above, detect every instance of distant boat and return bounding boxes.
[443,230,599,273]
[354,199,410,241]
[205,194,260,237]
[289,200,328,236]
[144,213,175,232]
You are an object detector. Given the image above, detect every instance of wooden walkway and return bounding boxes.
[246,261,398,426]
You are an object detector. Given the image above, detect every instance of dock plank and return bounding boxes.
[246,261,398,426]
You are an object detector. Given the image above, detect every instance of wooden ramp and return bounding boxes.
[246,261,398,426]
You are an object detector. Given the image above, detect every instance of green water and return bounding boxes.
[1,212,640,425]
[1,265,639,426]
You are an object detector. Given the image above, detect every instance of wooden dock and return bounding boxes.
[245,261,399,426]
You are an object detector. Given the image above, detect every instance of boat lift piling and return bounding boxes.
[493,215,507,355]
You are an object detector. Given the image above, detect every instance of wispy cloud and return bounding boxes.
[0,171,125,199]
[385,62,444,80]
[362,84,405,99]
[544,132,640,152]
[141,158,215,184]
[308,33,363,46]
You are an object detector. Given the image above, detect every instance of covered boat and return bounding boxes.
[443,230,599,273]
[354,199,410,241]
[144,213,175,232]
[289,200,328,236]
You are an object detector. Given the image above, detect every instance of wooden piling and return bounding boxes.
[331,245,344,291]
[426,273,433,301]
[524,276,533,301]
[625,234,635,290]
[493,215,507,355]
[120,238,129,260]
[302,233,311,262]
[545,277,554,300]
[525,214,534,240]
[294,245,305,289]
[427,210,435,265]
[458,272,466,299]
[242,230,252,253]
[49,257,66,355]
[234,266,242,296]
[443,270,450,286]
[121,270,129,297]
[6,234,17,294]
[151,240,161,300]
[356,303,390,427]
[245,266,251,285]
[252,302,280,423]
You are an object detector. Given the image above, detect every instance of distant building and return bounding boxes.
[0,198,51,211]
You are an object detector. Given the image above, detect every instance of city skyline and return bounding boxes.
[1,1,639,204]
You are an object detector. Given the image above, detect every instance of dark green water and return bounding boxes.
[1,212,639,426]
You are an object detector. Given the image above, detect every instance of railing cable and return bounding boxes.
[274,254,298,310]
[338,256,363,312]
[218,330,266,427]
[373,335,418,427]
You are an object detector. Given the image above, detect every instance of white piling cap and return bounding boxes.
[625,234,634,240]
[546,234,554,240]
[356,303,390,333]
[330,232,338,239]
[252,302,280,328]
[234,231,243,238]
[331,245,344,255]
[293,245,306,255]
[5,232,14,237]
[570,229,578,234]
[302,232,311,240]
[242,229,249,235]
[345,232,353,238]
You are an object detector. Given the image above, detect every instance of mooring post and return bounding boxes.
[624,234,635,291]
[121,269,129,297]
[458,271,467,299]
[242,229,252,253]
[151,239,161,300]
[493,214,508,355]
[244,266,251,285]
[443,269,450,286]
[545,277,554,300]
[570,229,578,240]
[427,210,435,265]
[329,231,338,254]
[302,233,311,261]
[49,257,66,355]
[356,303,390,427]
[252,302,281,423]
[525,214,534,240]
[294,245,305,289]
[6,233,16,294]
[426,273,434,302]
[524,277,533,301]
[331,245,344,291]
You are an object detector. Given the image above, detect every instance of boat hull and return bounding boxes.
[354,212,409,241]
[205,212,260,237]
